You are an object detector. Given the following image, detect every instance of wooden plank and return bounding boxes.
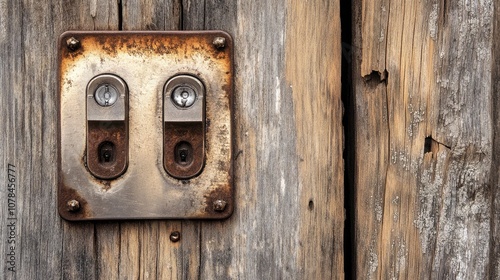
[353,0,496,278]
[1,0,343,278]
[182,0,205,30]
[199,0,344,278]
[95,223,120,279]
[0,0,118,279]
[122,0,181,30]
[360,0,389,77]
[155,221,202,280]
[0,2,32,278]
[491,3,500,279]
[285,1,344,278]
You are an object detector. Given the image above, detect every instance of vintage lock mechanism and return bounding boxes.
[58,31,233,220]
[86,74,128,179]
[163,75,205,179]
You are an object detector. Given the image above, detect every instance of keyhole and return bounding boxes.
[175,142,193,166]
[179,149,188,162]
[98,141,115,164]
[103,151,111,162]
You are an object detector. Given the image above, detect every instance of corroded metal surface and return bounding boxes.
[163,74,205,179]
[58,31,233,220]
[164,122,205,179]
[87,121,128,179]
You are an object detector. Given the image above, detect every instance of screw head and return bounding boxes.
[171,85,197,108]
[213,199,227,212]
[66,37,80,51]
[170,231,181,242]
[212,36,226,49]
[67,200,80,212]
[94,84,119,106]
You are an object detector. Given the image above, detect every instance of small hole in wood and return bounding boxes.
[308,200,314,210]
[424,136,433,154]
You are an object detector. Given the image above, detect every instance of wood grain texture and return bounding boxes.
[181,0,205,30]
[286,1,344,278]
[491,2,500,279]
[95,223,120,279]
[122,0,181,31]
[0,0,343,278]
[354,0,496,278]
[199,0,343,278]
[0,1,118,280]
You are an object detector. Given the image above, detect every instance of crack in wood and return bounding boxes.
[424,136,451,155]
[118,0,123,30]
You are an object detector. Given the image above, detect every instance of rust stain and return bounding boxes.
[164,122,205,179]
[203,184,234,219]
[87,121,128,180]
[60,32,233,62]
[58,182,93,221]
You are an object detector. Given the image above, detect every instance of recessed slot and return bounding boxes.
[175,141,193,166]
[98,141,115,164]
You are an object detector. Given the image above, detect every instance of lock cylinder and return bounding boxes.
[86,74,128,179]
[163,75,205,179]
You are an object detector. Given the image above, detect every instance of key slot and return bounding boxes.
[163,75,205,179]
[86,74,128,180]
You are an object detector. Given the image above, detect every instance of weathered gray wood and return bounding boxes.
[200,0,344,279]
[0,1,118,280]
[353,0,496,278]
[95,223,120,279]
[122,0,181,30]
[1,0,343,279]
[491,3,500,279]
[182,0,205,30]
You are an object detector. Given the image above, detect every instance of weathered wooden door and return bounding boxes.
[351,0,500,279]
[2,0,499,279]
[1,0,343,279]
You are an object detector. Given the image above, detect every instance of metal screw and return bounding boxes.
[67,200,80,212]
[170,231,181,242]
[94,84,119,107]
[66,37,80,51]
[213,199,227,212]
[212,37,226,49]
[171,85,197,108]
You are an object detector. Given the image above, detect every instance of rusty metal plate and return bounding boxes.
[58,31,233,220]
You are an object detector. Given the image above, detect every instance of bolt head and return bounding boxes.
[66,37,81,51]
[171,85,197,108]
[170,231,181,242]
[67,200,80,212]
[94,84,119,107]
[212,37,226,49]
[213,199,227,212]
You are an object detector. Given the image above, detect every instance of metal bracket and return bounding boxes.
[58,31,233,220]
